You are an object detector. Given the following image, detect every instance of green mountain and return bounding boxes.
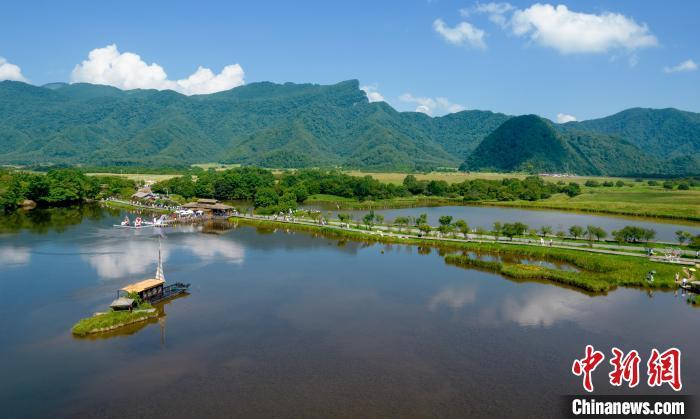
[565,108,700,159]
[0,80,509,170]
[461,115,679,176]
[0,79,698,175]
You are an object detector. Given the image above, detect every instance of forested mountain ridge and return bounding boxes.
[462,115,698,176]
[564,107,700,159]
[0,79,698,175]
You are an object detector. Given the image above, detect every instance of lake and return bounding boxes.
[304,204,700,243]
[1,206,698,417]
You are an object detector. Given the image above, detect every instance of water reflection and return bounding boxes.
[0,246,31,266]
[3,206,700,417]
[180,235,245,264]
[82,239,168,279]
[305,204,700,242]
[428,285,478,311]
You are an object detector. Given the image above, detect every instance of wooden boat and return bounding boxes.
[111,246,189,309]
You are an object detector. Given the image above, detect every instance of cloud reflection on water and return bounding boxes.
[181,236,244,264]
[0,246,31,266]
[81,234,245,280]
[428,285,477,311]
[82,240,167,279]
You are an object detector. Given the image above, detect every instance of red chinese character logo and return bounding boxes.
[609,347,640,388]
[572,345,605,392]
[647,348,682,391]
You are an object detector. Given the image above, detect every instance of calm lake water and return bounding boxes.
[1,206,699,418]
[304,204,700,243]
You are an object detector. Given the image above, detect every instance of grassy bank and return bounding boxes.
[481,186,700,221]
[232,216,681,293]
[305,181,700,221]
[72,304,157,336]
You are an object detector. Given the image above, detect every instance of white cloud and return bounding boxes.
[399,93,465,116]
[556,113,577,123]
[473,2,514,27]
[0,57,28,82]
[433,18,487,49]
[509,4,658,54]
[664,59,698,74]
[71,44,245,95]
[360,84,385,102]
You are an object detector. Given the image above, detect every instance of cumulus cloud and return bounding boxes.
[360,84,385,102]
[508,4,658,54]
[0,57,28,82]
[556,113,577,123]
[70,44,245,95]
[664,59,698,74]
[433,18,487,49]
[399,93,465,116]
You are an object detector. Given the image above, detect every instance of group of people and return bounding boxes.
[120,216,144,227]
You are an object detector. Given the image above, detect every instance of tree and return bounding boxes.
[415,213,428,226]
[539,225,552,237]
[337,213,352,224]
[454,219,469,238]
[676,230,693,245]
[375,214,384,225]
[254,187,279,208]
[393,216,410,232]
[417,223,432,236]
[493,222,503,240]
[438,215,453,228]
[562,182,581,197]
[292,184,309,202]
[278,192,298,211]
[612,226,656,243]
[437,216,454,235]
[427,180,449,196]
[363,211,375,230]
[502,222,528,240]
[569,225,584,240]
[585,226,607,241]
[690,234,700,249]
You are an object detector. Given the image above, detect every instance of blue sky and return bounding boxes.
[1,0,698,121]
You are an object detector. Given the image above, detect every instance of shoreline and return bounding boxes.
[230,215,694,293]
[306,196,700,224]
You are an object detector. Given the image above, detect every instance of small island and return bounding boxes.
[72,247,189,337]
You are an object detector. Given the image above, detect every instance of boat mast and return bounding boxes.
[155,243,165,282]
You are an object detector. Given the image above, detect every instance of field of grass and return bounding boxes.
[342,170,637,185]
[484,184,700,221]
[86,172,179,182]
